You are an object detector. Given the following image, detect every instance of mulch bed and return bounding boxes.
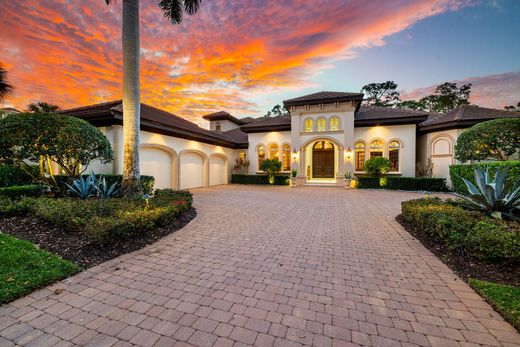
[396,214,520,287]
[0,208,196,269]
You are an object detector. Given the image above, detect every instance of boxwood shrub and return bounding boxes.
[231,174,289,186]
[402,198,520,261]
[357,176,447,191]
[54,174,155,195]
[0,185,45,199]
[450,161,520,194]
[0,164,39,187]
[0,189,192,244]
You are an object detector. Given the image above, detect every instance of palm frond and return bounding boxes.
[0,63,14,101]
[158,0,202,24]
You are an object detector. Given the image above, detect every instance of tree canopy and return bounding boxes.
[455,118,520,162]
[0,112,114,179]
[27,102,60,113]
[397,82,472,113]
[361,81,400,107]
[265,104,289,117]
[505,102,520,112]
[0,63,13,102]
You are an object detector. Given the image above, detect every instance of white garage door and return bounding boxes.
[180,153,204,189]
[209,156,227,186]
[140,148,173,189]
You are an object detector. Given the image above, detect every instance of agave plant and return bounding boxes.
[455,166,520,220]
[96,176,120,199]
[65,172,97,199]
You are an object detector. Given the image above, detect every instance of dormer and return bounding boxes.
[202,111,254,132]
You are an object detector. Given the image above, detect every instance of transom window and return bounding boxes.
[304,119,313,132]
[389,140,400,171]
[355,142,365,171]
[282,144,291,171]
[269,143,280,160]
[317,118,326,132]
[313,141,334,150]
[257,145,265,169]
[370,140,384,158]
[329,116,340,131]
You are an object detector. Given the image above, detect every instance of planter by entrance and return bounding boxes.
[344,179,352,189]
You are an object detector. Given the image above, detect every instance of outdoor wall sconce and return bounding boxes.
[292,148,297,160]
[345,146,353,159]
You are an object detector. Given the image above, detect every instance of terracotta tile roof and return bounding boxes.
[221,127,249,147]
[283,91,364,107]
[240,114,292,133]
[419,105,519,132]
[61,100,239,148]
[355,105,429,126]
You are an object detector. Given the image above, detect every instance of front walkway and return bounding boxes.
[1,186,518,347]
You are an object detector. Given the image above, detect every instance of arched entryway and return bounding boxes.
[312,140,335,179]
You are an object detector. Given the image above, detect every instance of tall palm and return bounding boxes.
[27,102,60,113]
[0,63,14,103]
[105,0,202,195]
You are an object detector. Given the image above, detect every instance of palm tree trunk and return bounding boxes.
[121,0,142,195]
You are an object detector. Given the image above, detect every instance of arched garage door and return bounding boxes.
[180,152,205,189]
[209,155,227,186]
[140,147,174,189]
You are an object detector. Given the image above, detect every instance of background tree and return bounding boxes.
[265,104,289,117]
[396,100,425,111]
[455,118,520,162]
[361,81,400,107]
[27,102,60,113]
[105,0,202,195]
[0,112,113,181]
[0,63,13,102]
[433,82,471,112]
[505,102,520,112]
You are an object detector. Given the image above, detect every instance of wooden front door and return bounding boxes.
[312,141,335,178]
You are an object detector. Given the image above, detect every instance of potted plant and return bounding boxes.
[290,169,297,187]
[344,171,354,189]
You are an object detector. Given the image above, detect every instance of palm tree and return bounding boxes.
[0,63,14,102]
[27,102,60,113]
[105,0,202,195]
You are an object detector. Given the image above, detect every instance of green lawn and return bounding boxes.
[470,279,520,331]
[0,233,79,304]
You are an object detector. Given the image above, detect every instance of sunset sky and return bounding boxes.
[1,0,519,124]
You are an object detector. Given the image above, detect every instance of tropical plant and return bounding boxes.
[455,118,520,162]
[364,157,391,177]
[0,63,13,102]
[0,112,113,180]
[96,176,120,199]
[291,169,297,178]
[27,102,60,113]
[105,0,203,195]
[344,171,354,180]
[260,159,282,184]
[66,172,97,199]
[455,166,520,220]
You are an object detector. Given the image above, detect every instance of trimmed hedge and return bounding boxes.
[231,174,289,186]
[0,164,38,187]
[402,198,520,261]
[0,185,45,199]
[357,176,448,191]
[450,161,520,194]
[54,174,155,195]
[0,189,192,244]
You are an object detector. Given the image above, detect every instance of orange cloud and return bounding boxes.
[0,0,471,121]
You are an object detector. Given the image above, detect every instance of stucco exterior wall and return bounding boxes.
[208,119,240,132]
[247,131,291,173]
[353,124,417,177]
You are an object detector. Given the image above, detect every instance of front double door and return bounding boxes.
[312,141,335,179]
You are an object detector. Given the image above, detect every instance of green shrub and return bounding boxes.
[231,174,289,186]
[401,198,520,261]
[364,157,391,177]
[0,164,39,187]
[450,161,520,194]
[260,159,282,184]
[0,185,45,199]
[0,197,36,217]
[54,174,155,195]
[357,177,447,191]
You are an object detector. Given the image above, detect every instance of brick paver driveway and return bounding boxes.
[1,186,519,347]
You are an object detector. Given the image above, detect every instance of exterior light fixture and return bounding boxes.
[292,148,297,160]
[345,146,353,159]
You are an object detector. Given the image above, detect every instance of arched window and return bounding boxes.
[282,144,291,171]
[317,118,326,132]
[389,140,400,171]
[304,119,313,132]
[258,145,265,169]
[329,116,340,131]
[355,142,365,171]
[269,143,280,160]
[370,140,384,158]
